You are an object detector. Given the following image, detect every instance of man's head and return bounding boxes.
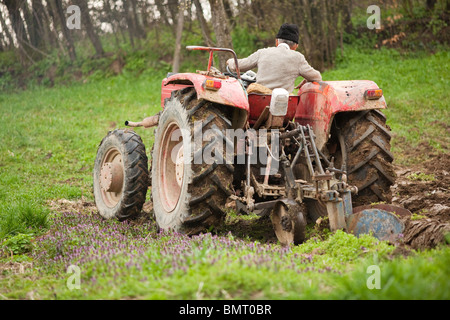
[276,23,299,50]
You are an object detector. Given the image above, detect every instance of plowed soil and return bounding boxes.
[391,152,450,249]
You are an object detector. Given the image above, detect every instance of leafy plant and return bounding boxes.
[2,233,34,255]
[411,213,427,220]
[407,172,436,181]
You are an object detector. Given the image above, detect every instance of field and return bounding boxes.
[0,45,449,301]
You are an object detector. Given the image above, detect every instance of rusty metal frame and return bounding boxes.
[186,46,241,79]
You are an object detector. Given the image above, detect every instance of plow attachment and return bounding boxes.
[269,194,410,245]
[265,124,411,245]
[347,204,411,241]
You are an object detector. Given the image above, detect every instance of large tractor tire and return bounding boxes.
[94,129,149,220]
[337,109,396,207]
[151,87,234,234]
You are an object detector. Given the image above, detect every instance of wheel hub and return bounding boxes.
[100,162,123,193]
[280,215,292,232]
[272,203,306,246]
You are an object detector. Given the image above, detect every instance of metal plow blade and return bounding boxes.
[347,204,411,241]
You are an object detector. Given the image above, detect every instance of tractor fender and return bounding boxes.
[295,80,387,150]
[161,73,249,129]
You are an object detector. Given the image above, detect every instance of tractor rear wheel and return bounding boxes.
[151,87,234,234]
[93,129,149,220]
[335,109,395,207]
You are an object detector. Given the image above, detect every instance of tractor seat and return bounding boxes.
[247,83,273,95]
[247,85,299,125]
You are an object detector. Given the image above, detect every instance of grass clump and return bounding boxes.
[1,233,35,256]
[329,246,450,300]
[0,202,49,239]
[294,230,395,268]
[407,172,436,181]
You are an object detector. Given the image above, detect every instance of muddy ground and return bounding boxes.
[391,152,450,250]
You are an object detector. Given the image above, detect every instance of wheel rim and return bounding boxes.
[99,147,124,208]
[158,121,184,212]
[272,203,305,246]
[272,204,295,246]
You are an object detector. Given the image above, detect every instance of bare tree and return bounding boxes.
[2,0,33,63]
[0,7,14,48]
[3,0,29,45]
[193,0,214,47]
[123,0,139,47]
[130,0,145,39]
[73,0,104,56]
[49,0,76,61]
[31,0,53,49]
[209,0,234,70]
[172,0,186,73]
[154,0,172,31]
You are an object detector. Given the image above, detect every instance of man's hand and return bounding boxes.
[295,79,308,90]
[226,58,235,72]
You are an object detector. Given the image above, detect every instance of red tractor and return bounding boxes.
[93,46,404,245]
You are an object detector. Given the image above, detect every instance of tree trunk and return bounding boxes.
[109,0,128,45]
[209,0,234,71]
[130,0,145,39]
[0,9,14,48]
[193,0,214,47]
[222,0,234,27]
[426,0,436,11]
[172,1,186,73]
[3,0,31,64]
[167,0,178,27]
[340,0,353,34]
[103,0,120,49]
[42,0,66,55]
[21,0,39,48]
[3,0,29,44]
[51,0,77,61]
[123,0,136,48]
[31,0,52,49]
[73,0,104,56]
[154,0,172,31]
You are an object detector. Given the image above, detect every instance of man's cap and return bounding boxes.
[276,23,299,44]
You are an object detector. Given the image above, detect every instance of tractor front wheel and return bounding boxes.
[93,129,149,220]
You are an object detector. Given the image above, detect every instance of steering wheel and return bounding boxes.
[226,65,238,79]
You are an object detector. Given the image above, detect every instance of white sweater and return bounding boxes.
[227,44,322,93]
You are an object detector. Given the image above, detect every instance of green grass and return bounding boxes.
[0,73,164,238]
[0,45,449,300]
[2,217,449,300]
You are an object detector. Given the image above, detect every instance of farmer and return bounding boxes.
[226,23,322,93]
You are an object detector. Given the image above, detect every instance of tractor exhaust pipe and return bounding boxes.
[125,114,159,128]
